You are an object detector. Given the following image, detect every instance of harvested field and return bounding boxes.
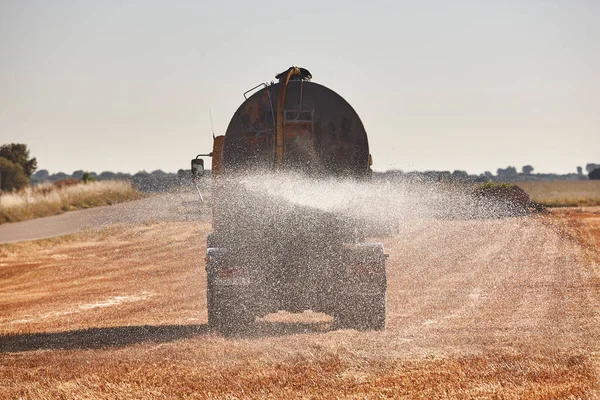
[517,180,600,207]
[1,211,599,398]
[548,206,600,252]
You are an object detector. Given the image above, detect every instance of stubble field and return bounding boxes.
[517,180,600,207]
[1,208,599,398]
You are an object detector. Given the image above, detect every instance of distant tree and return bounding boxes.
[33,169,49,180]
[72,170,84,180]
[483,171,493,179]
[132,170,177,192]
[50,172,69,181]
[590,168,600,180]
[497,166,517,176]
[0,157,29,191]
[132,171,152,191]
[521,165,534,175]
[388,169,404,179]
[81,171,95,184]
[474,174,490,182]
[98,171,116,180]
[586,163,600,173]
[451,170,468,179]
[426,171,451,182]
[0,144,37,177]
[577,166,583,176]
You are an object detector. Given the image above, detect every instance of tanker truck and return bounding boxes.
[192,67,387,335]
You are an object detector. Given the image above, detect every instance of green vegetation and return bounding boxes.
[0,157,28,191]
[0,143,37,177]
[0,144,36,192]
[81,171,95,184]
[478,182,514,190]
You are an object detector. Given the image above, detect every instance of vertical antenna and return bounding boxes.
[209,108,215,139]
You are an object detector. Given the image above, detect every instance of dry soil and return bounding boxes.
[0,209,599,399]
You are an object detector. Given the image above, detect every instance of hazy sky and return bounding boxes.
[1,0,598,175]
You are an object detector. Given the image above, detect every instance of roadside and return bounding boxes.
[0,180,142,224]
[0,190,210,244]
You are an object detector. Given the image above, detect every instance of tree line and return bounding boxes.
[1,143,599,193]
[30,169,187,192]
[0,143,188,193]
[376,163,600,183]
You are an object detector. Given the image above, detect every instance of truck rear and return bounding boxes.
[194,67,387,335]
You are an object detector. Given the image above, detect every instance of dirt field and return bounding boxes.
[1,209,600,398]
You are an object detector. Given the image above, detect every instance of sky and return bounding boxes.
[1,0,598,175]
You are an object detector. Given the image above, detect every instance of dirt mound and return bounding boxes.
[472,183,533,216]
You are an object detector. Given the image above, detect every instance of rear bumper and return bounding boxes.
[205,242,387,313]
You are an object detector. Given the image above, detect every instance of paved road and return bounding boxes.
[0,191,210,244]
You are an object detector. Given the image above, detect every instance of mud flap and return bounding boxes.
[206,247,255,336]
[335,243,387,330]
[207,285,254,336]
[335,292,386,331]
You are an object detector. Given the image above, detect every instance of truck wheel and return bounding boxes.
[335,293,386,331]
[207,286,254,336]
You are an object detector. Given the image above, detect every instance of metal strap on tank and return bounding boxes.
[275,68,299,169]
[294,80,304,120]
[266,86,276,136]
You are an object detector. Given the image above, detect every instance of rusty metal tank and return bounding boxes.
[221,80,371,178]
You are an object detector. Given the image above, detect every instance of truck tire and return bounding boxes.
[207,286,254,336]
[335,293,386,331]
